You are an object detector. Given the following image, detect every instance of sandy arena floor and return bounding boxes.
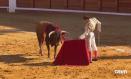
[0,11,131,79]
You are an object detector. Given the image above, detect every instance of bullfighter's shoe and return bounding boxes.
[93,51,98,61]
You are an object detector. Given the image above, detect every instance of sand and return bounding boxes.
[0,11,131,79]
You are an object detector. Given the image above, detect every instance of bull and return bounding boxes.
[36,21,67,59]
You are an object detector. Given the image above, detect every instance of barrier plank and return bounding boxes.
[85,0,101,11]
[51,0,67,9]
[34,0,50,8]
[101,0,118,12]
[68,0,84,10]
[17,0,33,8]
[1,0,131,13]
[0,0,8,6]
[119,0,131,13]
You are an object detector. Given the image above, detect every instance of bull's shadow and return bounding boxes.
[0,54,34,63]
[23,62,53,66]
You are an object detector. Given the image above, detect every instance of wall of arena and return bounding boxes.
[0,0,131,13]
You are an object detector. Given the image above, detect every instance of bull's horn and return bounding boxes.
[61,30,68,34]
[49,31,55,38]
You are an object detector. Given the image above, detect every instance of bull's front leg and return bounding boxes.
[39,44,43,56]
[39,38,45,56]
[36,31,44,56]
[46,44,50,58]
[54,45,58,59]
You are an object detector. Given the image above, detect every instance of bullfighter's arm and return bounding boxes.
[96,20,101,32]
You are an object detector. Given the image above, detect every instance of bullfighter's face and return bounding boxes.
[85,19,90,23]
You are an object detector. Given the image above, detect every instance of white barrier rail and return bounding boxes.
[1,6,131,16]
[0,6,8,9]
[16,7,131,16]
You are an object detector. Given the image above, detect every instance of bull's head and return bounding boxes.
[49,30,68,46]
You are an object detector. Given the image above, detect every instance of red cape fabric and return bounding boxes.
[53,39,90,65]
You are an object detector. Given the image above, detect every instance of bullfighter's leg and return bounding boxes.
[87,32,93,63]
[89,32,98,61]
[91,33,98,61]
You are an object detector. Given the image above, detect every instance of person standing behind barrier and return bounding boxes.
[79,16,101,63]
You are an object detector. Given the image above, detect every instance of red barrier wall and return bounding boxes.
[85,0,101,11]
[34,0,50,8]
[101,0,118,12]
[51,0,67,9]
[17,0,34,8]
[0,0,8,6]
[119,0,131,13]
[68,0,84,10]
[1,0,131,13]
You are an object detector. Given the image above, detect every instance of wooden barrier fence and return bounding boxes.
[0,0,131,13]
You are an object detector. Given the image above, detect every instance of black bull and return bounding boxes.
[36,21,67,58]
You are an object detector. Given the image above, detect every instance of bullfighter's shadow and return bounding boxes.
[0,54,34,63]
[100,55,131,60]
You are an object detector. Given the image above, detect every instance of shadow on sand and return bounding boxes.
[0,29,24,35]
[23,62,53,66]
[0,54,34,63]
[100,55,131,60]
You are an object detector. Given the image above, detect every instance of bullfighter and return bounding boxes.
[80,16,101,63]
